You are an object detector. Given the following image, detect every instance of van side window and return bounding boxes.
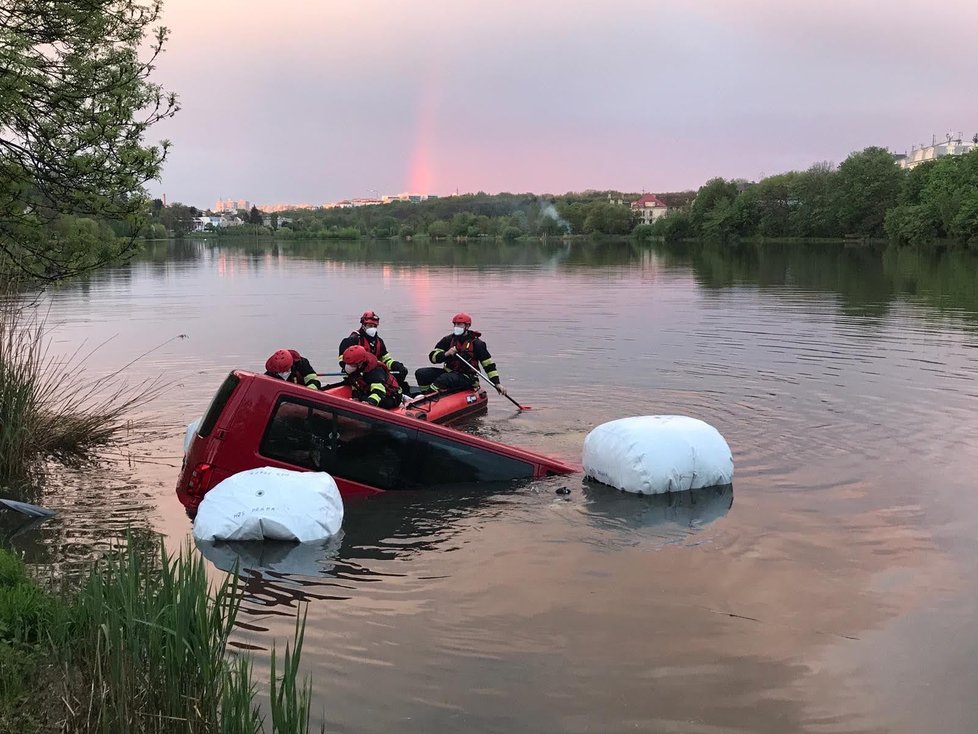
[415,433,533,485]
[198,373,240,438]
[259,397,417,491]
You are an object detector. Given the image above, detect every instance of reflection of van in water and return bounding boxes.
[177,372,577,517]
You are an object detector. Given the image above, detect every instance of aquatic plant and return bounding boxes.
[0,538,316,733]
[0,290,166,481]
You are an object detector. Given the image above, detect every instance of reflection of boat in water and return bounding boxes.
[581,481,733,532]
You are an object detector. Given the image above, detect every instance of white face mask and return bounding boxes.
[277,371,290,380]
[364,327,378,338]
[344,364,356,374]
[452,326,465,336]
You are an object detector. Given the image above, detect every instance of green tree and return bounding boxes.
[248,206,263,226]
[689,178,740,235]
[160,202,196,236]
[789,162,838,237]
[0,0,178,281]
[884,204,938,246]
[834,147,903,237]
[950,189,978,243]
[427,220,450,239]
[398,223,415,239]
[582,202,635,235]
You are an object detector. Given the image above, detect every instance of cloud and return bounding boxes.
[148,0,978,205]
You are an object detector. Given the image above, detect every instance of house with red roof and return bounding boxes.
[630,194,669,225]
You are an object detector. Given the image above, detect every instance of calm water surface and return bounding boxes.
[6,238,978,733]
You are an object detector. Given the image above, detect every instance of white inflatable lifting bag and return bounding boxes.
[192,467,344,542]
[583,416,733,495]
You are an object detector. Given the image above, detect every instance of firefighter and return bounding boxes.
[342,345,403,409]
[415,312,509,396]
[264,349,322,390]
[337,310,410,390]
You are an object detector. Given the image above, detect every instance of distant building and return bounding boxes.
[213,198,250,212]
[630,194,669,225]
[382,192,428,204]
[262,214,294,228]
[897,133,976,170]
[193,214,244,231]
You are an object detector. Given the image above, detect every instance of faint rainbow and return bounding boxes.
[407,68,441,195]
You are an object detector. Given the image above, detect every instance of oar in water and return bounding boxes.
[0,498,57,518]
[451,355,531,411]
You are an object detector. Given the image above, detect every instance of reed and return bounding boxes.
[0,539,316,733]
[0,291,167,480]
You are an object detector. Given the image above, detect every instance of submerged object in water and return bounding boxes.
[0,498,56,518]
[582,415,733,495]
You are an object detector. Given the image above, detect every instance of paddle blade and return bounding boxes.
[0,498,57,518]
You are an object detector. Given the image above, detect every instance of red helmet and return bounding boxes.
[265,349,293,374]
[343,345,369,366]
[360,310,380,326]
[452,312,472,326]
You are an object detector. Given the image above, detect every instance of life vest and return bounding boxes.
[445,330,482,374]
[351,330,385,359]
[349,353,400,396]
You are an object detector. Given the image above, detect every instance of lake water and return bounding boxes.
[5,238,978,733]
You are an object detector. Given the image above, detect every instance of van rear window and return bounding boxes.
[197,373,240,438]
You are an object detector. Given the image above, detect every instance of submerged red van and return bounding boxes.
[177,371,577,517]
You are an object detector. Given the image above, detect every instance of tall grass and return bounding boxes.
[0,290,167,481]
[0,539,317,733]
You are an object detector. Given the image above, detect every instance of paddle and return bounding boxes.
[0,498,57,518]
[449,352,531,411]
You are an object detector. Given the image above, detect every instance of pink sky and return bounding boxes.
[148,0,978,207]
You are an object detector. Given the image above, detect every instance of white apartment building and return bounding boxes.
[898,133,976,170]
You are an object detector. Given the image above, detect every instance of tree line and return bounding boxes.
[186,191,697,241]
[642,146,978,247]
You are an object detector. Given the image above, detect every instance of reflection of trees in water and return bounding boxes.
[120,236,649,273]
[655,240,978,328]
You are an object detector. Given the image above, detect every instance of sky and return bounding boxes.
[147,0,978,208]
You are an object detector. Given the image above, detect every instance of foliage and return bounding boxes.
[0,539,315,733]
[0,0,178,282]
[885,149,978,245]
[833,147,903,237]
[688,178,740,234]
[884,204,938,247]
[652,148,977,247]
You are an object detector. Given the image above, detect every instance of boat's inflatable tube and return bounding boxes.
[192,467,344,542]
[583,416,733,495]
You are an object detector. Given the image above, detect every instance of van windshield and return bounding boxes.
[198,373,240,438]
